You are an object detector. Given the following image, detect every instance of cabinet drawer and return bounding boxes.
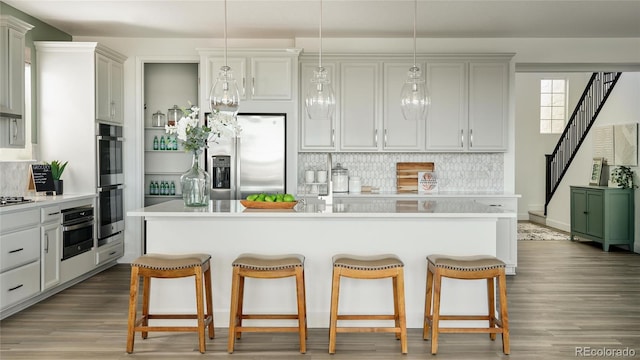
[41,206,61,223]
[96,240,124,266]
[0,261,40,310]
[0,208,39,233]
[0,227,40,273]
[473,198,517,211]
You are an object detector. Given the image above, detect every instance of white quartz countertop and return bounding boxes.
[328,191,521,198]
[0,193,96,214]
[128,198,516,219]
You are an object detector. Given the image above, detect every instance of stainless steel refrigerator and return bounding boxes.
[205,113,286,200]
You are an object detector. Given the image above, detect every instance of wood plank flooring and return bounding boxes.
[2,235,639,359]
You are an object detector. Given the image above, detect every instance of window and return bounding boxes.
[540,79,567,134]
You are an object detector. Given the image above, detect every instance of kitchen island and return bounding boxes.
[128,198,515,328]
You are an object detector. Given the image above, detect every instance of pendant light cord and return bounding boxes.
[224,0,228,67]
[319,0,323,69]
[412,0,417,67]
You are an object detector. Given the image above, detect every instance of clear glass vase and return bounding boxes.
[181,151,210,207]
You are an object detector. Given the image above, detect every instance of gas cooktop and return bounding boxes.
[0,196,34,207]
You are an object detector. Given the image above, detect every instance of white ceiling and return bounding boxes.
[4,0,640,39]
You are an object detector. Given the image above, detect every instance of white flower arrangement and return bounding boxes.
[208,111,242,142]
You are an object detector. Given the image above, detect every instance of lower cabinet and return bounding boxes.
[96,233,124,266]
[570,186,635,251]
[41,206,62,291]
[0,261,40,309]
[473,197,518,275]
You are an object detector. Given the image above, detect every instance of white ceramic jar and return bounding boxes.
[349,176,361,193]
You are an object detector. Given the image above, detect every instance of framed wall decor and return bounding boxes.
[589,157,604,185]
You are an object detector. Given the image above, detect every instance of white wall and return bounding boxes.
[70,36,640,261]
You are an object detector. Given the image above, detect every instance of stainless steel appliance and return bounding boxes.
[96,123,124,246]
[61,205,94,261]
[205,113,286,200]
[0,196,33,206]
[96,123,124,187]
[211,155,231,199]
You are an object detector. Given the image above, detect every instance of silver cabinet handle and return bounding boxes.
[45,234,49,253]
[251,77,255,96]
[110,101,116,119]
[461,129,464,148]
[384,129,388,147]
[374,129,378,147]
[11,119,18,140]
[470,129,473,148]
[242,78,246,97]
[331,128,335,147]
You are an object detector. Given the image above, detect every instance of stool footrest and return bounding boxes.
[336,327,401,333]
[236,326,301,333]
[439,327,505,334]
[337,314,396,320]
[240,314,300,320]
[429,315,492,321]
[145,314,207,320]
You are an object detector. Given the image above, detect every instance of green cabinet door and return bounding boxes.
[585,190,604,238]
[570,188,588,235]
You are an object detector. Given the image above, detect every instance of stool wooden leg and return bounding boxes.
[204,265,215,339]
[141,275,150,339]
[302,268,308,339]
[395,269,408,354]
[423,267,433,340]
[498,271,510,355]
[392,276,401,340]
[431,271,442,355]
[295,267,307,354]
[126,266,139,354]
[235,274,245,340]
[194,267,206,354]
[328,267,341,354]
[487,277,497,341]
[228,267,241,353]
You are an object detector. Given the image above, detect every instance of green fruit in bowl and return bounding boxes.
[283,194,296,202]
[246,194,258,201]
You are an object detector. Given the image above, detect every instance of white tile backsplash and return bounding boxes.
[298,153,504,193]
[0,160,37,196]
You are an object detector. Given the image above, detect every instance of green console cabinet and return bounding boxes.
[570,186,634,251]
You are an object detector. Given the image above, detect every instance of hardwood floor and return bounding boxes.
[1,238,639,359]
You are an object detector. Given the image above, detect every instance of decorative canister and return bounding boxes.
[349,176,361,193]
[331,163,349,193]
[152,110,166,127]
[167,105,181,126]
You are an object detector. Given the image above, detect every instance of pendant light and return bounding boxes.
[305,0,335,121]
[209,0,240,116]
[400,0,430,121]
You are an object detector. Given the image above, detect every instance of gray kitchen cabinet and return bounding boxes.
[0,16,33,148]
[383,62,425,151]
[570,186,635,251]
[96,52,125,124]
[425,58,510,152]
[40,206,61,291]
[299,61,338,151]
[340,61,381,151]
[0,208,41,311]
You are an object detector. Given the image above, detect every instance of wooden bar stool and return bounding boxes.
[423,254,510,355]
[329,254,407,354]
[126,253,214,354]
[228,253,307,354]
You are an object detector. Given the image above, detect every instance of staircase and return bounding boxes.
[544,72,622,216]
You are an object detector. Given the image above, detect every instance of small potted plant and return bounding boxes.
[610,166,637,189]
[48,160,68,195]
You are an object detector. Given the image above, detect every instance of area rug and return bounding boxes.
[517,222,571,241]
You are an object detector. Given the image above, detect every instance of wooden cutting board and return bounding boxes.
[396,162,435,192]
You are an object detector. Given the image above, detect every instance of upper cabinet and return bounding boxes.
[95,50,126,124]
[300,54,511,153]
[0,16,33,148]
[426,59,510,152]
[201,49,299,103]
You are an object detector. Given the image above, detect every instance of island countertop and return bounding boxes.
[128,198,515,219]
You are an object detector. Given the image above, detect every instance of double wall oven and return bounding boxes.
[96,123,124,247]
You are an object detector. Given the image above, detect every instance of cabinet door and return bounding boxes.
[110,60,124,124]
[250,57,292,100]
[299,62,337,151]
[1,27,25,116]
[571,188,588,234]
[41,222,61,290]
[425,62,467,151]
[586,190,604,238]
[95,54,111,122]
[383,63,424,151]
[208,57,247,100]
[468,62,508,151]
[340,62,380,151]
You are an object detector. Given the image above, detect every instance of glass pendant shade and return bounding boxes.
[306,66,335,120]
[400,67,430,121]
[209,65,240,116]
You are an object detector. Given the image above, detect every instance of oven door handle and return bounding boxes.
[62,220,94,232]
[97,135,124,141]
[98,184,125,192]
